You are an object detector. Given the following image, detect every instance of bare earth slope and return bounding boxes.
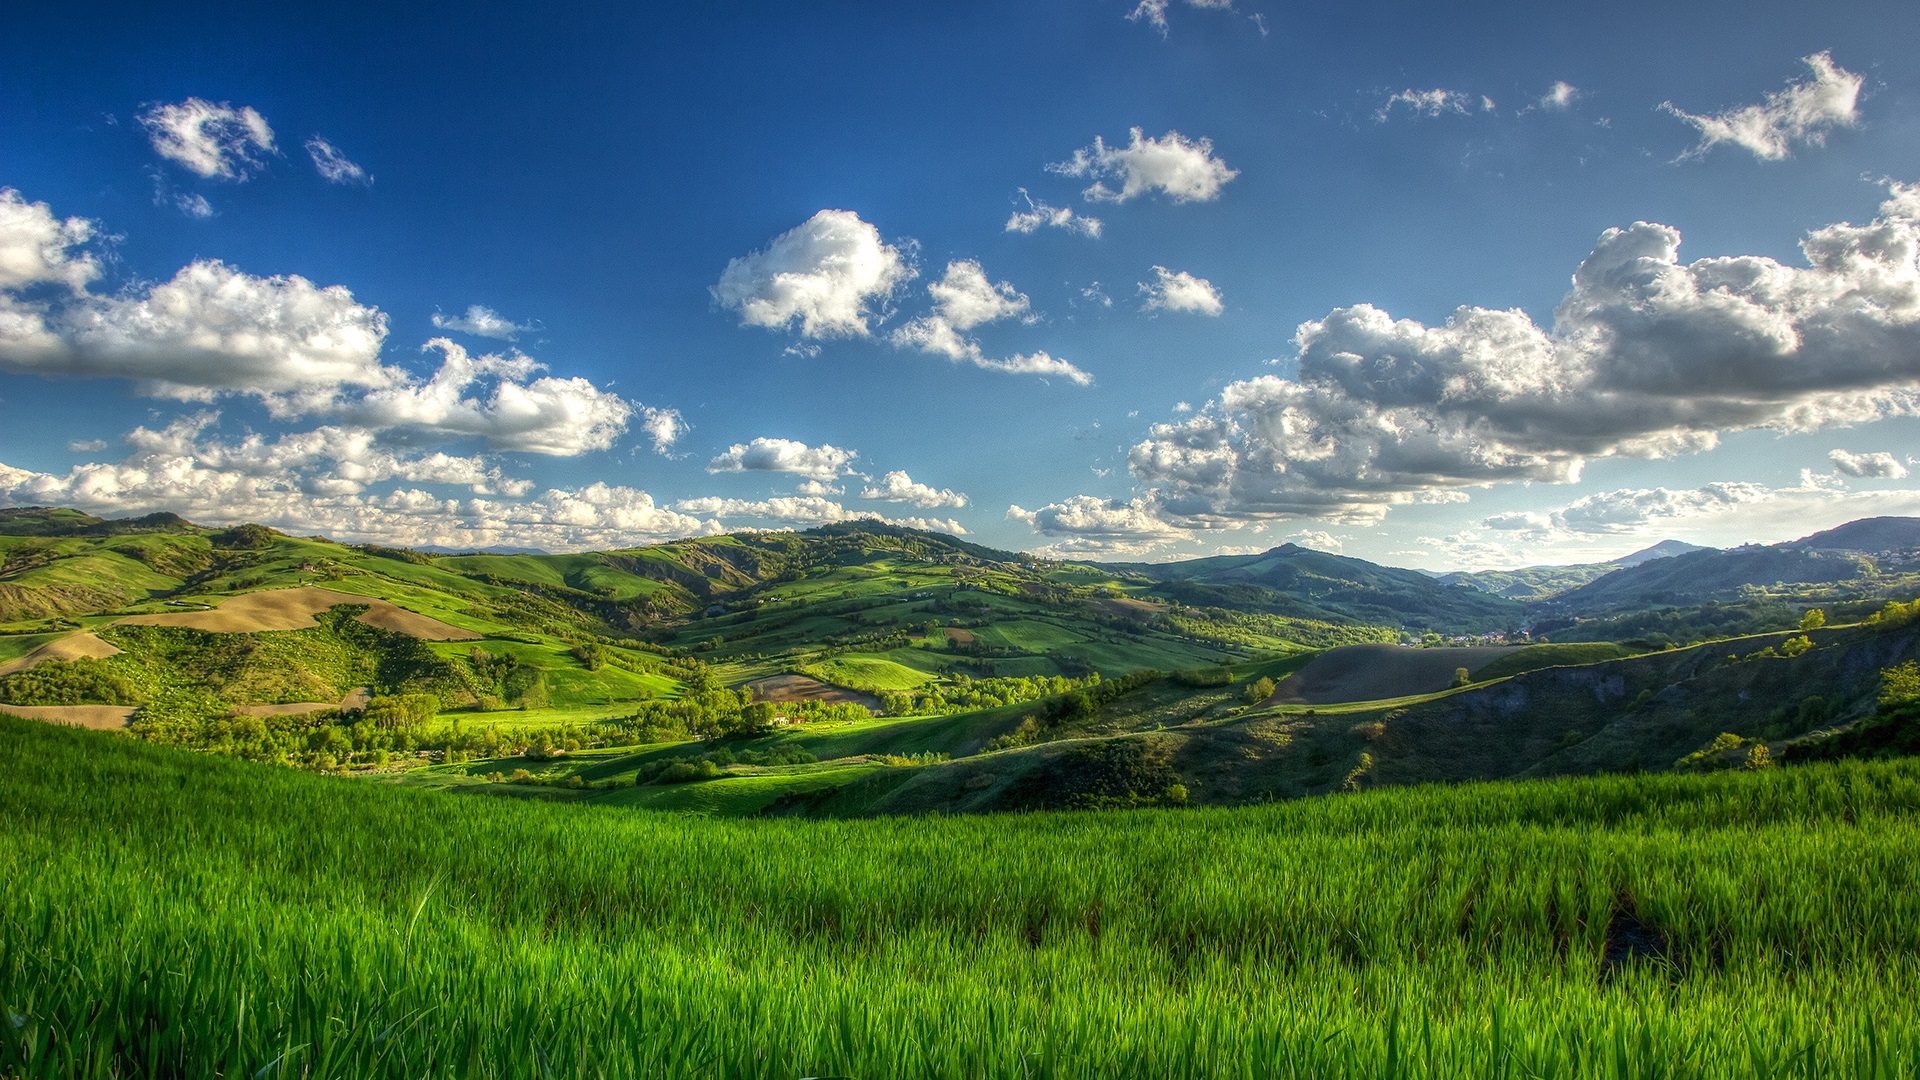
[0,703,135,729]
[1272,644,1520,704]
[0,632,121,677]
[115,587,479,640]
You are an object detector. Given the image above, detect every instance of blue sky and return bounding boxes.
[4,1,1920,567]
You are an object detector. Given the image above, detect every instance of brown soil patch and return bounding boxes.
[746,674,881,710]
[0,703,135,730]
[943,627,976,647]
[117,587,479,641]
[1090,596,1165,623]
[236,687,371,718]
[1271,644,1521,705]
[0,632,121,677]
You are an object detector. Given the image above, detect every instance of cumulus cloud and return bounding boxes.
[860,470,968,508]
[1288,530,1344,553]
[927,259,1031,330]
[673,494,964,534]
[1120,181,1920,526]
[431,304,533,341]
[305,137,368,185]
[638,406,687,455]
[1005,188,1102,238]
[1,258,393,402]
[706,437,856,482]
[1008,496,1188,557]
[0,409,736,552]
[1376,89,1489,121]
[1662,51,1861,161]
[0,191,656,460]
[0,190,98,293]
[1483,483,1774,536]
[712,209,912,339]
[1138,266,1223,316]
[1829,448,1908,479]
[1048,128,1237,204]
[891,260,1093,385]
[794,479,843,497]
[339,339,632,456]
[140,99,275,181]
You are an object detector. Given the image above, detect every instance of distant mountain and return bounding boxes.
[1547,520,1920,614]
[1436,539,1712,601]
[1612,539,1712,567]
[1790,517,1920,553]
[1118,543,1522,633]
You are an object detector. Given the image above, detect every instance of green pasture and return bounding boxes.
[6,717,1920,1078]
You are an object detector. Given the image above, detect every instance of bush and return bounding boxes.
[1244,676,1277,704]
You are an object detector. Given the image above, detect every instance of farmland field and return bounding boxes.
[5,716,1920,1078]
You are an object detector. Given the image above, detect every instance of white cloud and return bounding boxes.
[1005,188,1102,238]
[1008,496,1188,557]
[66,438,106,453]
[1126,0,1234,35]
[0,413,733,553]
[1662,51,1861,161]
[890,260,1093,385]
[1484,483,1774,536]
[1122,181,1920,526]
[1049,128,1238,204]
[174,193,215,219]
[0,189,98,292]
[860,470,968,509]
[925,259,1031,330]
[1376,89,1486,121]
[1138,266,1223,316]
[0,191,649,460]
[305,137,369,185]
[339,339,632,456]
[673,494,965,534]
[431,304,532,341]
[712,209,912,339]
[638,407,687,455]
[1829,448,1908,479]
[1537,81,1579,111]
[794,479,843,496]
[706,437,856,481]
[2,259,393,402]
[140,99,275,181]
[1288,530,1344,553]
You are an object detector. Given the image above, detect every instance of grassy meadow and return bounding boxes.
[5,715,1920,1079]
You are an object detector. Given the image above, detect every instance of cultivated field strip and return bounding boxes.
[3,717,1919,1078]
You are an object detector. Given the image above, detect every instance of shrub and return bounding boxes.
[1243,676,1277,704]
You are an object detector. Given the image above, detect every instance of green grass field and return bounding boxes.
[6,716,1920,1078]
[802,653,939,691]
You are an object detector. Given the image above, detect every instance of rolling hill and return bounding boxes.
[1117,543,1523,631]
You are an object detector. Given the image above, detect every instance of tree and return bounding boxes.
[1451,667,1471,688]
[1800,608,1827,631]
[1243,676,1276,704]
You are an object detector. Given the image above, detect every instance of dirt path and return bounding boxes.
[0,703,135,730]
[236,686,373,718]
[1271,644,1521,705]
[0,632,121,677]
[746,673,882,711]
[117,587,479,640]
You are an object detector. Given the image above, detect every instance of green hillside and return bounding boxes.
[1121,543,1524,631]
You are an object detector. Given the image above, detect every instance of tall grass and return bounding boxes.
[3,714,1919,1077]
